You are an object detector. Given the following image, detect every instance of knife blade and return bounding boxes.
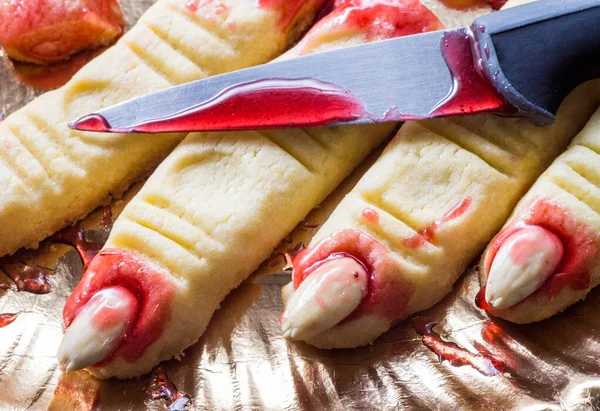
[71,0,600,134]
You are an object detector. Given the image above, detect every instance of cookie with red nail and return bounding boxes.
[478,109,600,323]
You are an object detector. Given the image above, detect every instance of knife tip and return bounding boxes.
[69,113,111,133]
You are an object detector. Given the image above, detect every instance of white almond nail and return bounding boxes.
[486,225,563,309]
[282,257,368,341]
[57,287,138,372]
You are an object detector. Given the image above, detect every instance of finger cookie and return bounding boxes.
[478,108,600,323]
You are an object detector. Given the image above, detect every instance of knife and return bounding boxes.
[70,0,600,134]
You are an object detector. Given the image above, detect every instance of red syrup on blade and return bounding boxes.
[411,316,504,376]
[0,312,20,328]
[147,366,192,411]
[430,28,516,118]
[71,78,369,133]
[439,0,507,10]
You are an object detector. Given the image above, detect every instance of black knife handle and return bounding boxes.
[473,0,600,125]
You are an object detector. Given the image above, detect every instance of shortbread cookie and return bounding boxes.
[0,0,326,257]
[478,109,600,323]
[57,0,443,379]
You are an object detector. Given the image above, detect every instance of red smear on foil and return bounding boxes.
[0,255,54,294]
[50,206,112,270]
[0,312,20,328]
[411,316,505,376]
[0,206,112,294]
[63,248,176,363]
[403,197,472,248]
[147,366,192,411]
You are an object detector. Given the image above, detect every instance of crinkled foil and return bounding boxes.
[2,1,600,410]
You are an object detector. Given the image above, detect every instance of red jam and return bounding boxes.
[0,312,20,328]
[293,228,414,321]
[186,0,229,14]
[63,248,176,363]
[362,208,379,224]
[430,29,515,118]
[256,0,325,31]
[403,197,472,248]
[475,285,492,310]
[297,0,444,53]
[0,255,54,294]
[147,366,192,411]
[481,197,599,307]
[411,316,504,376]
[73,78,369,133]
[438,0,507,10]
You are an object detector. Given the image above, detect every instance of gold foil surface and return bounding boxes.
[1,1,600,410]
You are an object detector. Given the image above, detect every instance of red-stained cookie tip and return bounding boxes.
[63,248,175,363]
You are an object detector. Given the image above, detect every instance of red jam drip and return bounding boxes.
[186,0,229,15]
[84,78,369,133]
[439,0,506,10]
[480,197,599,308]
[0,312,20,328]
[0,255,54,294]
[411,316,504,376]
[147,366,192,411]
[362,208,379,224]
[0,206,111,294]
[298,0,443,54]
[255,0,319,30]
[50,205,112,269]
[430,29,515,118]
[293,228,413,321]
[475,285,492,310]
[63,248,176,363]
[403,197,472,248]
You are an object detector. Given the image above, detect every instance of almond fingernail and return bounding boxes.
[485,225,563,309]
[281,256,368,341]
